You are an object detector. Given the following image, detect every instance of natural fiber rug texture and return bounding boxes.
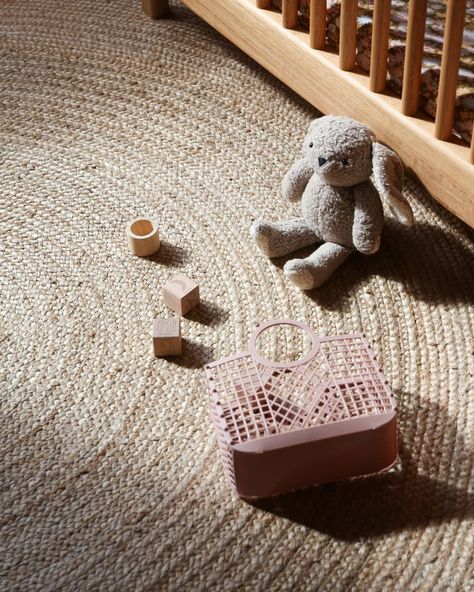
[1,1,473,590]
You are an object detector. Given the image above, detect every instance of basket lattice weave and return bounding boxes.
[205,321,397,497]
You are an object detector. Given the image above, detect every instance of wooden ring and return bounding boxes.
[126,218,160,257]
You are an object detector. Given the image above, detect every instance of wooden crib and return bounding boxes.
[142,0,474,228]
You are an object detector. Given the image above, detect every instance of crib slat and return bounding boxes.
[282,0,298,29]
[401,0,428,115]
[339,0,358,71]
[310,0,327,49]
[369,0,391,92]
[434,0,467,140]
[256,0,271,8]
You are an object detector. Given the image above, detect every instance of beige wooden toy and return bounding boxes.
[163,273,199,316]
[126,218,160,257]
[152,317,182,357]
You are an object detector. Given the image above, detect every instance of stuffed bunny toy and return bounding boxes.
[251,115,413,290]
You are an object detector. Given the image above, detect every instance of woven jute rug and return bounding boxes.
[1,1,473,590]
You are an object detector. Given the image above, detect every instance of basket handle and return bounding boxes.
[248,320,320,369]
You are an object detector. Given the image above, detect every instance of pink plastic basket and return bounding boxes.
[205,320,397,499]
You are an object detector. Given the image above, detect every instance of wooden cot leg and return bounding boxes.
[142,0,170,19]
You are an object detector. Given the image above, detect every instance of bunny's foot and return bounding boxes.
[284,242,352,289]
[250,218,318,258]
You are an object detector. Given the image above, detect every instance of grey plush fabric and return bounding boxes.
[249,218,318,258]
[284,241,353,290]
[251,115,414,289]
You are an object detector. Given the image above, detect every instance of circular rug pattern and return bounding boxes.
[1,1,473,590]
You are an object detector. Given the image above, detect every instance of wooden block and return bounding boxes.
[126,218,160,257]
[163,274,200,316]
[153,317,182,357]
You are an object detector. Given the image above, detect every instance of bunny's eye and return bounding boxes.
[309,142,313,148]
[341,158,349,166]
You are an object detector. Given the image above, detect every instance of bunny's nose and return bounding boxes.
[318,157,327,167]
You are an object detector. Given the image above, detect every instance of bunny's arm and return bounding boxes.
[281,158,313,203]
[352,183,384,255]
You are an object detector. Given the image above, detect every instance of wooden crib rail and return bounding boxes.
[282,0,298,29]
[149,0,473,227]
[369,0,391,92]
[401,0,428,115]
[309,0,327,49]
[339,0,358,71]
[435,0,468,140]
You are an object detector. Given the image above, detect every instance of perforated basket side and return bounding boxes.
[205,353,281,446]
[206,367,237,491]
[318,334,396,417]
[205,335,396,447]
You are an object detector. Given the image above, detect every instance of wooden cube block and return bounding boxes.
[163,273,200,316]
[153,317,182,357]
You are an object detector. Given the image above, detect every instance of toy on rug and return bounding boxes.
[205,320,397,499]
[153,317,182,357]
[251,115,414,290]
[164,273,200,316]
[126,217,161,257]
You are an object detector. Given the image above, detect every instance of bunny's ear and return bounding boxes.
[372,142,413,226]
